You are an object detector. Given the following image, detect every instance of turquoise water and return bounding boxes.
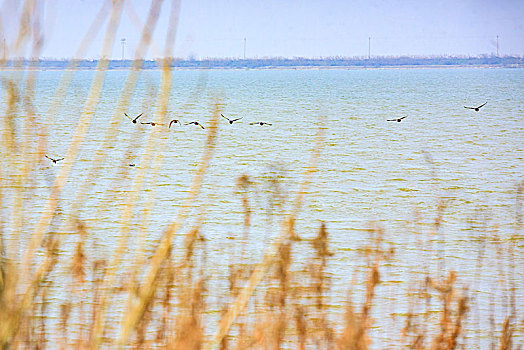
[1,67,523,347]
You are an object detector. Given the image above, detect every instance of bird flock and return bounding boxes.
[122,112,272,130]
[44,102,487,165]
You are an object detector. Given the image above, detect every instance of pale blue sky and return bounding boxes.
[2,0,524,59]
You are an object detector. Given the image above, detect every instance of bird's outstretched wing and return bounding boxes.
[45,155,52,161]
[221,114,231,121]
[186,122,205,129]
[169,119,180,128]
[142,122,163,126]
[56,158,64,162]
[231,117,243,122]
[124,113,132,120]
[133,113,143,122]
[477,102,487,109]
[464,106,475,109]
[386,118,396,121]
[399,116,407,120]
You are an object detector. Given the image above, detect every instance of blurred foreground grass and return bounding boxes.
[0,0,522,349]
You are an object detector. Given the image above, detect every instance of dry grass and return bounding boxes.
[0,1,522,349]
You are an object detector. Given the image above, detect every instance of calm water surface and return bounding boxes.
[1,67,523,347]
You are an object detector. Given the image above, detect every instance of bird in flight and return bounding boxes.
[221,114,243,124]
[45,155,64,164]
[464,102,487,112]
[387,116,408,122]
[169,119,182,128]
[124,113,143,124]
[185,121,205,129]
[249,121,272,126]
[129,163,135,167]
[141,121,164,126]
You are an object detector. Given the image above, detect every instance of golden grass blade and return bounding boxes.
[117,103,221,346]
[13,2,45,249]
[208,121,325,349]
[13,0,35,53]
[20,1,48,172]
[89,0,175,345]
[21,0,124,290]
[68,0,167,220]
[14,0,45,271]
[130,0,181,281]
[124,0,163,57]
[44,0,111,129]
[1,81,24,262]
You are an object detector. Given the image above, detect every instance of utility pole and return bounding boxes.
[243,38,246,59]
[496,35,499,57]
[368,37,371,59]
[121,38,126,60]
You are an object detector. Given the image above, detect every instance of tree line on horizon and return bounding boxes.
[2,55,523,69]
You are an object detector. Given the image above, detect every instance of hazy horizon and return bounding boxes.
[6,54,524,61]
[2,0,524,60]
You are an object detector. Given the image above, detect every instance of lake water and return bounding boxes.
[1,67,523,347]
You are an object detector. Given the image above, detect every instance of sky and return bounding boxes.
[2,0,524,59]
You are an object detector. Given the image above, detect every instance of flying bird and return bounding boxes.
[221,114,243,124]
[124,113,143,124]
[185,121,205,129]
[249,121,272,126]
[169,119,182,128]
[387,116,407,122]
[45,155,64,164]
[129,163,135,167]
[141,121,164,126]
[464,102,487,112]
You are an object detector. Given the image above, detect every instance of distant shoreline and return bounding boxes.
[2,65,522,72]
[1,56,523,70]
